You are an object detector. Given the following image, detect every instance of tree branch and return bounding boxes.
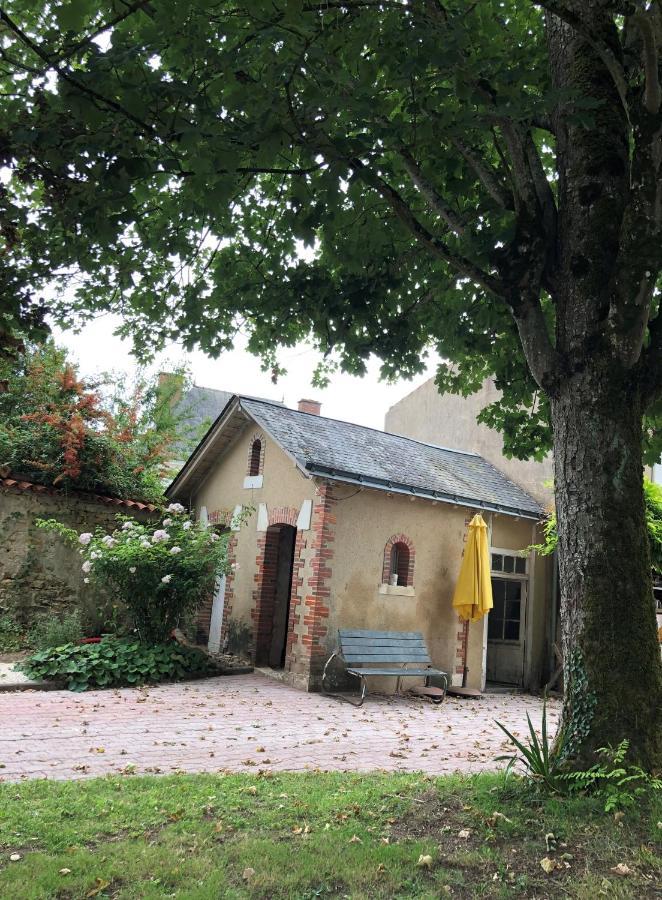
[345,155,505,297]
[0,8,159,138]
[511,296,561,394]
[633,10,662,115]
[533,0,630,119]
[398,149,467,235]
[450,137,514,210]
[51,1,153,64]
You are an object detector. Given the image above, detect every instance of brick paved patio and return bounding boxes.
[0,673,560,782]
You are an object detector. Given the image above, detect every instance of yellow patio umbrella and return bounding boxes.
[452,513,493,622]
[452,513,493,689]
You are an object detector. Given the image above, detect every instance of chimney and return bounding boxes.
[298,398,321,416]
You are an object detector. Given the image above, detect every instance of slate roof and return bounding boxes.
[174,386,234,448]
[241,399,542,519]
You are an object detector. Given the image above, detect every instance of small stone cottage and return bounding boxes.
[166,397,550,692]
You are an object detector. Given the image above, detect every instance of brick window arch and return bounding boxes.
[247,434,265,477]
[382,534,415,587]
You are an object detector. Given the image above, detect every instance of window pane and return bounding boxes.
[506,599,521,620]
[515,556,527,574]
[490,579,506,616]
[503,555,514,573]
[506,581,522,601]
[488,616,503,640]
[504,620,520,640]
[492,554,503,571]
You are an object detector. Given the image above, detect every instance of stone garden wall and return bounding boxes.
[0,480,156,631]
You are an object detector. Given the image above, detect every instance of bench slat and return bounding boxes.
[340,638,428,649]
[343,653,432,664]
[347,667,446,677]
[339,629,423,639]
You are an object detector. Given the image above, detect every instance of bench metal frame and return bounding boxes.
[321,628,448,707]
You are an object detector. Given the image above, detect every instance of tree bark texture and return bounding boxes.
[552,367,661,768]
[536,10,662,768]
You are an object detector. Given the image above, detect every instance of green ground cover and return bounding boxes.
[0,772,659,899]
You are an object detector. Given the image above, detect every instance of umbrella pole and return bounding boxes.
[462,621,469,688]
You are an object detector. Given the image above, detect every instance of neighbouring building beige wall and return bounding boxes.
[0,486,154,631]
[385,378,554,507]
[191,423,317,636]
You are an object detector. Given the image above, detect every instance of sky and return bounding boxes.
[54,314,439,431]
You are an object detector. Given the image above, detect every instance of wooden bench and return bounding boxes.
[321,629,448,706]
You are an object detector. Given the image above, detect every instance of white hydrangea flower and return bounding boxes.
[162,517,172,526]
[102,535,116,547]
[82,560,92,574]
[83,577,90,584]
[152,530,170,543]
[79,532,92,545]
[129,566,136,573]
[170,546,182,555]
[122,521,134,530]
[140,539,150,548]
[166,502,185,514]
[182,520,192,530]
[210,532,219,542]
[161,574,173,584]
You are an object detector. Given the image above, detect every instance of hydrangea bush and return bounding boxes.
[38,503,236,643]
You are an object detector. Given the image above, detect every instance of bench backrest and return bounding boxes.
[337,629,432,666]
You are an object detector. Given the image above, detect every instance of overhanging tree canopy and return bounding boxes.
[0,0,661,766]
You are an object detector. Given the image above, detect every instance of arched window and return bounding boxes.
[248,438,262,476]
[382,534,415,588]
[390,542,411,586]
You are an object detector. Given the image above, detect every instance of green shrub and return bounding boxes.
[495,702,566,793]
[28,609,84,651]
[226,618,253,657]
[20,637,218,691]
[37,503,246,643]
[0,614,26,652]
[563,740,662,812]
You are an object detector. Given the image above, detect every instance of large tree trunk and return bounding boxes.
[552,363,662,769]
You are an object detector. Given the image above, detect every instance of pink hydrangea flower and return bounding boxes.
[79,533,92,545]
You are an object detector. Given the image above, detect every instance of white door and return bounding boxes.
[207,573,226,654]
[486,577,527,685]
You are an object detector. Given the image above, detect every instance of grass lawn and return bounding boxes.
[0,771,659,899]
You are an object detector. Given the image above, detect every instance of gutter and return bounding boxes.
[304,463,542,521]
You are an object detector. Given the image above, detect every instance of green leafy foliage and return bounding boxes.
[37,504,242,643]
[562,740,662,813]
[20,637,217,691]
[0,2,658,460]
[27,609,84,651]
[225,617,253,658]
[0,342,192,501]
[531,478,662,573]
[496,703,566,793]
[0,614,26,653]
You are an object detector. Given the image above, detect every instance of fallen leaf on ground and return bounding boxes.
[487,811,513,827]
[610,863,632,876]
[86,879,111,897]
[242,868,255,881]
[540,857,557,874]
[348,834,362,844]
[9,854,21,862]
[59,868,72,875]
[417,854,433,868]
[458,829,471,839]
